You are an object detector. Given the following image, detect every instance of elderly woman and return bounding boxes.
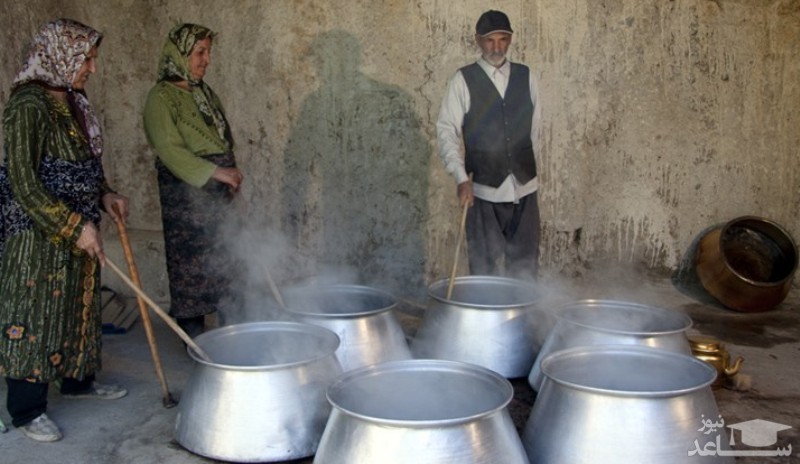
[143,24,243,338]
[0,19,129,442]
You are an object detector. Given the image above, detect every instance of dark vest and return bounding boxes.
[461,62,536,187]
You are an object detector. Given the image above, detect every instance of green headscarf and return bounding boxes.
[156,23,230,149]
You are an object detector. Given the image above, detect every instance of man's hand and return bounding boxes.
[457,180,474,207]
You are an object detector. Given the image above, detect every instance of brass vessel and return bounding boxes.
[695,216,797,313]
[688,335,744,388]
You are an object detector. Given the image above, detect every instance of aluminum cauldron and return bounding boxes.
[175,322,342,463]
[528,299,692,391]
[282,284,411,372]
[523,346,732,463]
[411,276,538,378]
[313,359,529,464]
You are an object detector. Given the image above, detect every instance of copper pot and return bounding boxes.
[695,216,797,312]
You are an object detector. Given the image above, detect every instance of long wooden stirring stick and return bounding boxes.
[263,263,286,310]
[446,174,473,300]
[233,193,286,310]
[105,257,213,363]
[112,210,177,407]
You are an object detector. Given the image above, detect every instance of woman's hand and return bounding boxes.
[212,166,244,192]
[76,222,106,266]
[102,192,129,224]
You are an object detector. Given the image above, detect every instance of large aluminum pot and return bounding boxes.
[175,322,342,463]
[282,284,411,372]
[528,299,692,391]
[314,359,529,464]
[523,346,732,463]
[696,216,798,312]
[411,276,538,378]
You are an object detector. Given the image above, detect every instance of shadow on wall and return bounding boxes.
[282,30,430,300]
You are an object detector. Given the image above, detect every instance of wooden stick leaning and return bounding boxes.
[231,192,286,310]
[263,263,286,310]
[112,211,177,407]
[446,175,473,300]
[105,257,213,363]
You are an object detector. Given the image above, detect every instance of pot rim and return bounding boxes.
[188,321,340,370]
[540,345,717,398]
[283,284,397,318]
[555,299,693,336]
[715,215,799,287]
[326,359,513,427]
[428,275,537,309]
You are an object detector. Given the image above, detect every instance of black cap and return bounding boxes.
[476,10,513,36]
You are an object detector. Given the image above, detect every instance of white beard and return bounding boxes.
[483,53,506,67]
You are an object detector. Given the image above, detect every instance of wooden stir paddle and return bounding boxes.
[105,257,213,363]
[263,263,287,310]
[111,209,177,407]
[446,174,473,300]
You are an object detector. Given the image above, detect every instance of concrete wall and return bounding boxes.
[1,0,798,301]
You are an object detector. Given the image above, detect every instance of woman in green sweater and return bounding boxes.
[143,23,244,338]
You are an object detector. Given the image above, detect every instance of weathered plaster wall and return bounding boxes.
[538,0,800,278]
[1,1,798,299]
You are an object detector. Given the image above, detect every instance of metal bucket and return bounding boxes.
[411,276,539,378]
[528,299,692,391]
[523,346,732,463]
[696,216,798,312]
[175,322,342,462]
[314,359,529,464]
[282,284,412,372]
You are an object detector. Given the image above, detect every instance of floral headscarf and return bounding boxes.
[13,18,104,157]
[156,23,230,148]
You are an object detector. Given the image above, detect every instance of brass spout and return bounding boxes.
[725,356,744,377]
